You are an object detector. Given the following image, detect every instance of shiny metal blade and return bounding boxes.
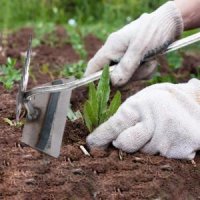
[21,36,32,92]
[16,36,32,121]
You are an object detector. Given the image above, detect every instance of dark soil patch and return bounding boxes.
[1,27,200,199]
[84,34,103,60]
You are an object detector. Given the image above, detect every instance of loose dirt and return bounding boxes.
[1,27,200,200]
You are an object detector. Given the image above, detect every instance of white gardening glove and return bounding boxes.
[86,79,200,160]
[85,1,183,86]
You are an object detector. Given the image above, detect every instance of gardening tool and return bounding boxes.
[17,32,200,157]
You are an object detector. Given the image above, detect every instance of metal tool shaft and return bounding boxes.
[24,32,200,100]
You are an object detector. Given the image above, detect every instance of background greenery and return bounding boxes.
[1,0,200,44]
[0,0,166,37]
[0,1,166,26]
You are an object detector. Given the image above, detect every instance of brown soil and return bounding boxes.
[84,34,103,60]
[1,27,200,200]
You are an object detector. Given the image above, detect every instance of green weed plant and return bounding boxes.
[60,60,86,79]
[83,66,121,132]
[0,57,21,89]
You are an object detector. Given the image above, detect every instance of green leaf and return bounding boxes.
[3,117,24,127]
[60,60,85,79]
[67,107,82,122]
[97,66,110,121]
[3,118,14,126]
[167,52,183,70]
[107,91,121,119]
[88,82,98,121]
[99,111,108,124]
[97,66,110,94]
[83,100,98,132]
[4,81,13,90]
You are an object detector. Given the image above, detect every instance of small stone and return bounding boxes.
[160,164,172,171]
[72,168,85,175]
[25,178,36,185]
[191,159,197,167]
[93,170,97,175]
[22,154,32,159]
[133,156,144,163]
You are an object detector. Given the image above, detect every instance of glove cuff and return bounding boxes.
[153,1,184,40]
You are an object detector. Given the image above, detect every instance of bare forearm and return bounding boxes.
[175,0,200,30]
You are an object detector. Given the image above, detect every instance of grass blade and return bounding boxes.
[88,82,98,117]
[83,101,93,132]
[97,66,110,122]
[107,91,121,119]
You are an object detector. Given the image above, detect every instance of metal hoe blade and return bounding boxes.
[21,79,73,157]
[16,37,74,157]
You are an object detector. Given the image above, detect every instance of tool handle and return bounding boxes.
[25,32,200,99]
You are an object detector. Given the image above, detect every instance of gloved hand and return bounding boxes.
[84,1,183,86]
[86,79,200,160]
